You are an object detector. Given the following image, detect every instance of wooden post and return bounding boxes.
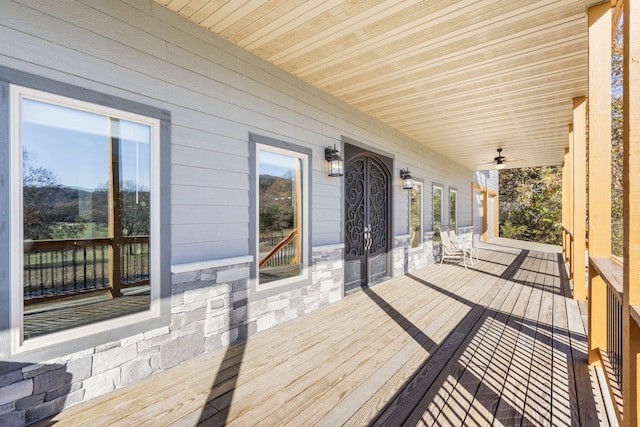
[493,191,499,238]
[572,97,587,300]
[109,119,122,298]
[622,1,640,424]
[482,190,488,242]
[562,149,569,261]
[587,1,612,364]
[568,125,575,280]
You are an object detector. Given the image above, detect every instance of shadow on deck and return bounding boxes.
[36,240,615,426]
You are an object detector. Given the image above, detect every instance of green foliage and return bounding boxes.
[259,174,295,244]
[23,152,150,240]
[499,166,562,245]
[611,26,623,257]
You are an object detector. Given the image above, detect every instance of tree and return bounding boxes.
[499,166,563,245]
[611,25,623,256]
[23,151,87,240]
[120,181,150,236]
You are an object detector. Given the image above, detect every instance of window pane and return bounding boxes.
[450,190,457,228]
[258,150,303,284]
[118,120,151,237]
[21,98,151,340]
[410,183,423,248]
[433,187,442,227]
[433,186,442,241]
[22,99,109,240]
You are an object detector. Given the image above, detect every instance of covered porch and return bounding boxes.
[35,239,614,426]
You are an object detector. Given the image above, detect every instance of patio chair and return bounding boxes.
[448,229,479,263]
[436,226,468,269]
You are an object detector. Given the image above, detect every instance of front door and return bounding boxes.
[344,144,392,294]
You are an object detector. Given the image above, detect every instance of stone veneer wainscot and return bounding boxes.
[0,245,343,426]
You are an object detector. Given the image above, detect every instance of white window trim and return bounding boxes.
[410,181,424,250]
[9,85,162,354]
[255,143,309,291]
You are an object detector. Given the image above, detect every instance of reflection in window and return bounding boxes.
[410,182,423,248]
[433,185,443,240]
[19,91,155,340]
[258,148,304,285]
[450,189,458,230]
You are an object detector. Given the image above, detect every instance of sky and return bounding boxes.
[259,149,298,178]
[22,98,151,191]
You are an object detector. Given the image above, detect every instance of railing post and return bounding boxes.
[587,1,612,365]
[572,98,587,300]
[623,1,640,425]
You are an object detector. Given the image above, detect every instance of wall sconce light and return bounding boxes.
[325,144,344,177]
[400,168,414,190]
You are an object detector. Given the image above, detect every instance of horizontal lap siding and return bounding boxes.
[1,0,477,265]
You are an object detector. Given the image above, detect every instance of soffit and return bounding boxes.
[156,0,594,170]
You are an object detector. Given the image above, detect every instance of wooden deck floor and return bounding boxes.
[37,241,614,426]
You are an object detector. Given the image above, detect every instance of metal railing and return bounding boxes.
[607,282,623,390]
[23,236,149,303]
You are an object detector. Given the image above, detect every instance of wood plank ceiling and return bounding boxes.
[155,0,595,171]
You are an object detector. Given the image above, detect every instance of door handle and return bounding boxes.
[364,224,372,252]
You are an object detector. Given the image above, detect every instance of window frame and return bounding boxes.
[4,78,170,359]
[249,133,312,299]
[409,180,424,249]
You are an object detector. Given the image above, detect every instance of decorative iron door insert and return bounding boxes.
[344,144,392,294]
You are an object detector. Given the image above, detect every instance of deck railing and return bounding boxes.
[259,229,298,268]
[561,225,574,279]
[24,236,150,303]
[606,281,623,389]
[589,256,625,422]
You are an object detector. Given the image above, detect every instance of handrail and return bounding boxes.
[590,256,624,300]
[24,236,149,252]
[259,229,298,268]
[561,225,574,239]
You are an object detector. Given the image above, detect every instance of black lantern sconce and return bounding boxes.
[325,145,344,177]
[400,168,414,190]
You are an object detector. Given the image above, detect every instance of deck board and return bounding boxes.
[34,241,612,427]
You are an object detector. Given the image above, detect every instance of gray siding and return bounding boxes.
[0,2,501,421]
[0,0,481,264]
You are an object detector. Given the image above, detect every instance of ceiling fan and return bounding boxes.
[478,148,523,170]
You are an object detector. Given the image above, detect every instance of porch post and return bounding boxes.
[622,0,640,424]
[562,148,569,263]
[572,97,587,300]
[493,190,499,238]
[587,1,611,364]
[568,125,575,280]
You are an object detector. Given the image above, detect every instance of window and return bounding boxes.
[450,188,458,229]
[253,137,309,290]
[10,85,162,351]
[410,181,423,248]
[433,184,443,235]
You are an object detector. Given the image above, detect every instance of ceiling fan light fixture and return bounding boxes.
[494,162,506,170]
